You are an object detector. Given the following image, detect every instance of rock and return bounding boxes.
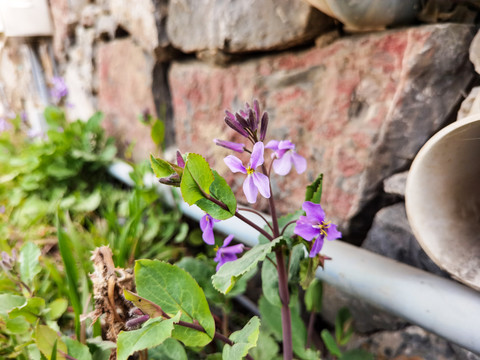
[383,171,408,198]
[80,4,102,28]
[470,30,480,74]
[168,24,475,236]
[65,27,96,122]
[97,39,157,162]
[321,282,408,333]
[167,0,333,54]
[458,86,480,120]
[106,0,160,53]
[347,325,459,360]
[95,14,117,40]
[362,203,447,276]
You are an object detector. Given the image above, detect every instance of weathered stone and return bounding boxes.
[64,27,96,122]
[95,15,117,40]
[167,0,332,54]
[169,24,475,236]
[347,326,459,360]
[97,39,157,161]
[80,4,102,28]
[470,30,480,74]
[383,171,408,198]
[458,86,480,120]
[106,0,159,53]
[362,203,447,276]
[321,282,407,333]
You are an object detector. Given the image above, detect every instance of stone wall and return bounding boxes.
[1,0,480,357]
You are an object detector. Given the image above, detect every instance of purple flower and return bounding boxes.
[214,235,244,271]
[224,142,271,203]
[200,214,220,245]
[0,117,12,132]
[294,201,341,257]
[265,140,307,176]
[50,76,68,104]
[213,139,245,153]
[224,100,269,142]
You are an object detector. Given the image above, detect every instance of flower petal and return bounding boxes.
[250,142,265,169]
[251,172,271,199]
[214,139,245,153]
[224,155,247,174]
[326,223,342,241]
[278,140,295,151]
[291,151,307,174]
[309,236,324,257]
[243,175,258,203]
[265,140,279,150]
[220,244,244,255]
[294,220,319,241]
[272,152,293,176]
[302,201,325,223]
[222,234,235,247]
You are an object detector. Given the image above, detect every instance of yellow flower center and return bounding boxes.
[246,166,254,175]
[313,221,331,237]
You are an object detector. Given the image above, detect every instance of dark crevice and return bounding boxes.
[152,62,175,148]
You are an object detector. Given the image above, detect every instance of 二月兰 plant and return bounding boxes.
[117,100,344,360]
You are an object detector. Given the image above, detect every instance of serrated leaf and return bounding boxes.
[212,237,281,294]
[304,279,322,313]
[135,260,215,347]
[180,154,214,205]
[34,324,68,360]
[19,242,42,288]
[117,313,180,360]
[196,170,236,220]
[222,316,260,360]
[150,155,175,178]
[299,256,320,290]
[321,330,341,357]
[305,173,323,204]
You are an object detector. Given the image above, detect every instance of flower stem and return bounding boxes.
[261,164,293,360]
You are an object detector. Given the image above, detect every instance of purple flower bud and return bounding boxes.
[225,115,249,138]
[159,173,181,186]
[126,314,150,329]
[259,112,268,141]
[176,151,185,168]
[50,76,68,104]
[213,139,245,153]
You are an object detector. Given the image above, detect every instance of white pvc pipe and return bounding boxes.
[109,161,480,354]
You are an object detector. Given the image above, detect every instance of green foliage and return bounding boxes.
[212,237,282,294]
[135,260,215,347]
[117,313,180,360]
[305,173,323,204]
[18,242,41,290]
[222,316,260,360]
[180,153,215,205]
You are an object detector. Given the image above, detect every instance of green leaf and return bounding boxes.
[51,339,58,360]
[117,313,180,360]
[46,299,68,321]
[304,279,322,313]
[288,244,305,284]
[135,260,215,347]
[19,242,42,287]
[57,214,82,339]
[5,316,30,334]
[195,171,236,220]
[304,173,323,204]
[0,294,26,317]
[299,256,320,290]
[123,290,164,318]
[9,297,45,323]
[44,106,65,128]
[261,256,281,307]
[63,337,92,360]
[340,349,374,360]
[321,330,342,357]
[212,237,281,294]
[248,330,280,360]
[150,155,175,178]
[180,153,214,205]
[72,190,101,212]
[34,324,68,360]
[222,316,260,360]
[151,120,165,146]
[335,307,354,346]
[148,338,187,360]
